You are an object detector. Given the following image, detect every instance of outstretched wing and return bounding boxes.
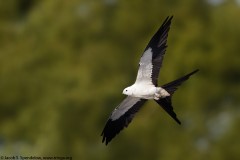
[101,96,147,145]
[135,16,173,86]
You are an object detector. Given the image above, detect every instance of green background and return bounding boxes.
[0,0,240,159]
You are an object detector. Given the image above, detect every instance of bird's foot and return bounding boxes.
[156,87,170,98]
[154,93,160,100]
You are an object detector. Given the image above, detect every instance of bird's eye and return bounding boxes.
[126,90,128,92]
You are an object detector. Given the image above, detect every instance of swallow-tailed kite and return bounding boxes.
[101,16,199,145]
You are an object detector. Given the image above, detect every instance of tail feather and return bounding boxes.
[155,96,181,124]
[161,69,199,95]
[155,69,199,124]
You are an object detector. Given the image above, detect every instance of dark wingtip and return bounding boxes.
[101,134,109,145]
[101,129,110,145]
[105,140,109,146]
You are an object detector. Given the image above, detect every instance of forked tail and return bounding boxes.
[155,69,199,124]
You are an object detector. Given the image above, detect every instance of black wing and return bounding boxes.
[101,96,147,145]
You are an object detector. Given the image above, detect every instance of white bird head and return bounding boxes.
[122,86,133,96]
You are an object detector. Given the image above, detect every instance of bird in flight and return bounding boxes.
[101,16,198,145]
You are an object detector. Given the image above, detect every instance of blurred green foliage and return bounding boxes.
[0,0,240,159]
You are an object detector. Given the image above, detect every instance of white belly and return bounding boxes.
[131,83,156,99]
[127,82,170,100]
